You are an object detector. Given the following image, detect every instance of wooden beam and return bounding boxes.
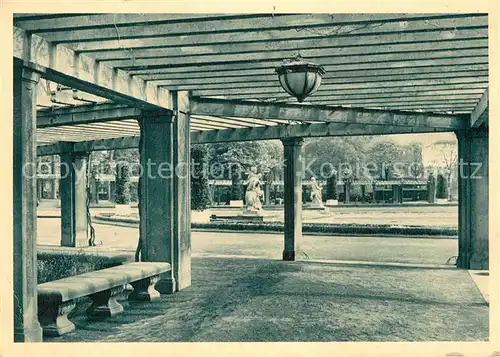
[91,33,487,61]
[117,48,487,71]
[302,91,485,102]
[43,15,486,46]
[149,71,488,90]
[36,118,455,156]
[13,27,171,110]
[14,14,263,32]
[139,63,488,81]
[37,103,143,128]
[100,41,488,68]
[470,88,489,127]
[129,56,487,76]
[217,84,489,100]
[192,77,488,96]
[190,97,467,129]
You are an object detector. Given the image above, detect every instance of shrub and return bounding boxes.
[191,145,211,210]
[115,163,131,204]
[37,250,122,284]
[230,172,243,201]
[326,172,338,200]
[436,173,448,199]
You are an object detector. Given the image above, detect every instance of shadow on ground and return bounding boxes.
[47,257,488,342]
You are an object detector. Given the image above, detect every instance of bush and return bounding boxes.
[436,174,448,199]
[37,250,122,284]
[326,173,338,200]
[194,221,457,236]
[191,146,211,210]
[115,163,131,204]
[230,172,243,201]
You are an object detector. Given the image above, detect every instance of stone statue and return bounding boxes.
[310,177,323,205]
[245,169,263,211]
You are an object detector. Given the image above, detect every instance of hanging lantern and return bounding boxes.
[275,55,326,102]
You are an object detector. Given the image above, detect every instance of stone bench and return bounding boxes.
[37,262,171,337]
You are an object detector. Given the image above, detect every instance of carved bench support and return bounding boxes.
[87,285,125,319]
[128,275,161,301]
[38,300,76,337]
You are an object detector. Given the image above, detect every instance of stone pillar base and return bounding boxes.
[155,277,176,294]
[283,250,296,261]
[14,323,43,342]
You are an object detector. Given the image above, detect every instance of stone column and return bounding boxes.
[109,180,115,202]
[172,91,191,291]
[392,184,400,204]
[344,180,351,204]
[60,147,89,247]
[427,174,436,203]
[139,109,176,293]
[281,138,304,261]
[456,128,489,269]
[50,156,57,199]
[89,176,99,204]
[13,59,43,342]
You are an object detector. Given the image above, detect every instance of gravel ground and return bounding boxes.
[47,257,488,342]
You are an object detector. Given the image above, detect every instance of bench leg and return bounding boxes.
[87,285,125,319]
[128,275,161,302]
[38,300,76,337]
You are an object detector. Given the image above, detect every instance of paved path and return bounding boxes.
[38,218,458,266]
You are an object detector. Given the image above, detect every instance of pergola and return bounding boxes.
[13,13,489,342]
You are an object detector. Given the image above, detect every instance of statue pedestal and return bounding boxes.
[237,210,264,221]
[304,203,329,212]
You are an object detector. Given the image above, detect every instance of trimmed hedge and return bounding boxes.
[115,162,131,204]
[94,214,457,237]
[191,146,211,210]
[326,172,338,200]
[436,173,448,199]
[37,250,124,284]
[196,221,457,236]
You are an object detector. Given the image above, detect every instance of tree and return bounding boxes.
[207,141,283,201]
[402,142,424,178]
[366,139,405,180]
[431,139,458,200]
[115,162,131,204]
[436,173,448,199]
[302,136,370,181]
[191,145,211,210]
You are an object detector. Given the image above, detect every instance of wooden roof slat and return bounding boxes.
[145,69,489,87]
[76,27,487,55]
[192,77,488,96]
[224,85,489,101]
[89,31,487,60]
[40,15,486,45]
[96,39,488,64]
[153,72,488,90]
[127,56,487,75]
[138,63,488,80]
[14,14,274,32]
[116,47,487,70]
